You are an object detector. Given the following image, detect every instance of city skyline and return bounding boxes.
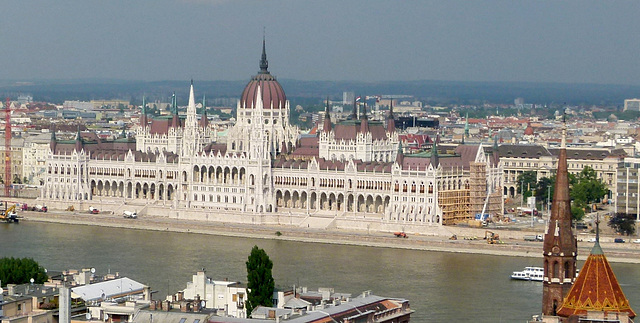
[2,1,640,85]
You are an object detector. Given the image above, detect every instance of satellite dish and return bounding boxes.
[86,313,92,320]
[201,300,206,308]
[30,278,34,284]
[91,268,96,274]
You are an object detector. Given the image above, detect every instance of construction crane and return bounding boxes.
[4,97,10,197]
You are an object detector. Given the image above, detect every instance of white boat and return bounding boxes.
[510,266,544,281]
[510,267,580,282]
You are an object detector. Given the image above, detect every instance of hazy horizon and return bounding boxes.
[3,1,640,85]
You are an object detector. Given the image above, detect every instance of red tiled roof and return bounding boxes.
[557,242,636,318]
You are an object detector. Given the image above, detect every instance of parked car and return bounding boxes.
[614,238,625,243]
[632,239,640,244]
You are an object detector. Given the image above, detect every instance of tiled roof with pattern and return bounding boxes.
[557,242,636,318]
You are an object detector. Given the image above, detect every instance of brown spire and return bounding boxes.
[542,122,578,316]
[387,98,395,133]
[200,95,208,128]
[323,97,332,133]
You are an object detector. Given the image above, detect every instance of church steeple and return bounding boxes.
[542,119,578,316]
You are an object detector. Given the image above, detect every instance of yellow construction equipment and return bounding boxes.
[484,230,500,244]
[0,203,19,223]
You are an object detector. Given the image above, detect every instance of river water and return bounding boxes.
[1,221,639,322]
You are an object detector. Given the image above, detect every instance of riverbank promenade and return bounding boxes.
[20,209,640,264]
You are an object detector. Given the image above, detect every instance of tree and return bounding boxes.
[571,166,607,205]
[517,171,537,199]
[246,245,274,316]
[0,257,48,286]
[535,176,554,205]
[609,213,636,236]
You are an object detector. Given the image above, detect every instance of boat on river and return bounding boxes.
[511,266,580,281]
[511,266,544,281]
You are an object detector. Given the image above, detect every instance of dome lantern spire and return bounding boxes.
[259,35,269,74]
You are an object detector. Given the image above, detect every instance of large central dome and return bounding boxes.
[240,39,286,110]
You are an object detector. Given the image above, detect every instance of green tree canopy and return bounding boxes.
[535,176,554,205]
[517,171,538,199]
[246,245,274,316]
[0,257,48,286]
[570,166,607,205]
[609,213,636,236]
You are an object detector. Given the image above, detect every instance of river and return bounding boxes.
[1,221,639,322]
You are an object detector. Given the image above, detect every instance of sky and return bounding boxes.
[2,0,640,85]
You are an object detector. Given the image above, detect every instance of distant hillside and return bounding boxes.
[0,79,638,106]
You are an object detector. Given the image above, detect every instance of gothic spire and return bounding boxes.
[200,94,208,128]
[259,36,269,74]
[359,102,369,134]
[387,98,395,133]
[75,126,83,152]
[323,97,332,133]
[492,134,499,166]
[49,125,57,153]
[542,104,578,316]
[430,140,439,168]
[395,141,404,165]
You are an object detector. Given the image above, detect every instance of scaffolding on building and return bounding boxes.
[439,189,470,225]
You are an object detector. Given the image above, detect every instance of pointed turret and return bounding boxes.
[430,140,439,168]
[200,94,209,128]
[395,141,404,165]
[542,120,578,316]
[387,99,395,133]
[556,219,636,319]
[186,80,197,130]
[49,126,57,153]
[323,97,332,133]
[74,127,83,152]
[492,135,499,166]
[359,102,369,134]
[171,92,180,128]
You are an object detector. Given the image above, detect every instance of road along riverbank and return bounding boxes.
[20,211,640,264]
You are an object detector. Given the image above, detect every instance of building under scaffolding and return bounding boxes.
[438,144,504,225]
